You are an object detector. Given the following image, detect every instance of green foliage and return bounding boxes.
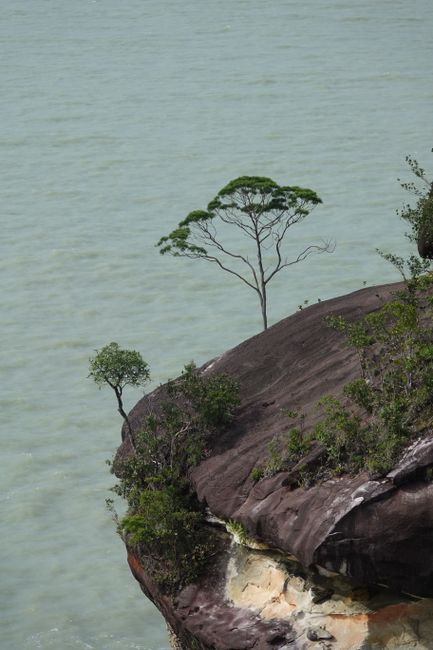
[397,152,433,250]
[252,257,433,485]
[250,466,264,482]
[168,362,240,429]
[89,342,149,390]
[313,397,366,475]
[250,411,311,481]
[263,439,286,477]
[343,379,373,413]
[215,175,279,197]
[113,365,239,508]
[157,175,330,330]
[252,437,292,481]
[316,272,433,479]
[122,487,198,546]
[287,424,310,459]
[226,519,248,544]
[197,153,433,489]
[122,486,208,592]
[225,519,261,547]
[210,176,321,216]
[112,362,240,593]
[89,342,150,443]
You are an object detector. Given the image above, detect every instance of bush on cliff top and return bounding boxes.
[252,269,433,485]
[252,150,433,485]
[112,362,240,592]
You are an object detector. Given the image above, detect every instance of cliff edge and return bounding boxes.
[117,281,433,649]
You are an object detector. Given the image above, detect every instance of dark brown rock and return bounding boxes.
[119,281,433,647]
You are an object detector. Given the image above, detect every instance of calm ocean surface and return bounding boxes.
[1,1,433,648]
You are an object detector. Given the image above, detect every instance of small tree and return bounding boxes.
[157,176,333,330]
[398,150,433,258]
[89,342,150,450]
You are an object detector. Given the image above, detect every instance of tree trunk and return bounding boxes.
[115,388,136,451]
[255,230,268,331]
[260,288,268,331]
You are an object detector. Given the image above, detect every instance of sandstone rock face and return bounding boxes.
[225,544,433,650]
[120,282,433,648]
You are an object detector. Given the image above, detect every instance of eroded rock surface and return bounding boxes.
[119,282,433,648]
[225,544,433,650]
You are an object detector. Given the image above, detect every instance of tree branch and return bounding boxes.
[198,254,261,292]
[196,221,261,289]
[265,240,335,285]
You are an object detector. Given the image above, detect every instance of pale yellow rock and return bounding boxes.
[225,544,433,650]
[166,623,186,650]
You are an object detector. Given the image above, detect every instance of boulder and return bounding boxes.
[118,281,433,649]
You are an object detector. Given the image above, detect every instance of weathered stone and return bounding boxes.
[311,585,334,604]
[118,281,433,648]
[167,623,186,650]
[307,626,334,641]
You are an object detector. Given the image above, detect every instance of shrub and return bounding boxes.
[315,273,433,479]
[251,466,264,482]
[250,411,311,481]
[112,362,240,593]
[122,486,209,591]
[167,362,240,429]
[343,378,373,413]
[287,425,310,459]
[313,396,365,475]
[251,271,433,485]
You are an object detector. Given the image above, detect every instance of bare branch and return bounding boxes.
[265,239,335,285]
[203,255,260,292]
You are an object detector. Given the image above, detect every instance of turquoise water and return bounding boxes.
[2,1,433,648]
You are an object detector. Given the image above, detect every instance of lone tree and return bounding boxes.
[157,176,333,330]
[398,150,433,259]
[88,342,150,450]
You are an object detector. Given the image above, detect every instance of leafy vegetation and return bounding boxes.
[313,153,433,477]
[251,411,310,481]
[287,418,310,459]
[250,151,433,486]
[122,486,209,591]
[158,176,333,330]
[109,361,240,593]
[99,153,433,593]
[397,151,433,258]
[319,276,433,477]
[251,274,433,486]
[89,342,150,450]
[226,520,249,545]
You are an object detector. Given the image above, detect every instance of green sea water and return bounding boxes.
[1,1,433,648]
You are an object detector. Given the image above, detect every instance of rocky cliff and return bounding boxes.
[117,281,433,650]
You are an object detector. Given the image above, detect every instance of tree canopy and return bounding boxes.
[158,176,332,329]
[89,342,150,448]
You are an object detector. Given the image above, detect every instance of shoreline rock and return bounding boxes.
[118,281,433,648]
